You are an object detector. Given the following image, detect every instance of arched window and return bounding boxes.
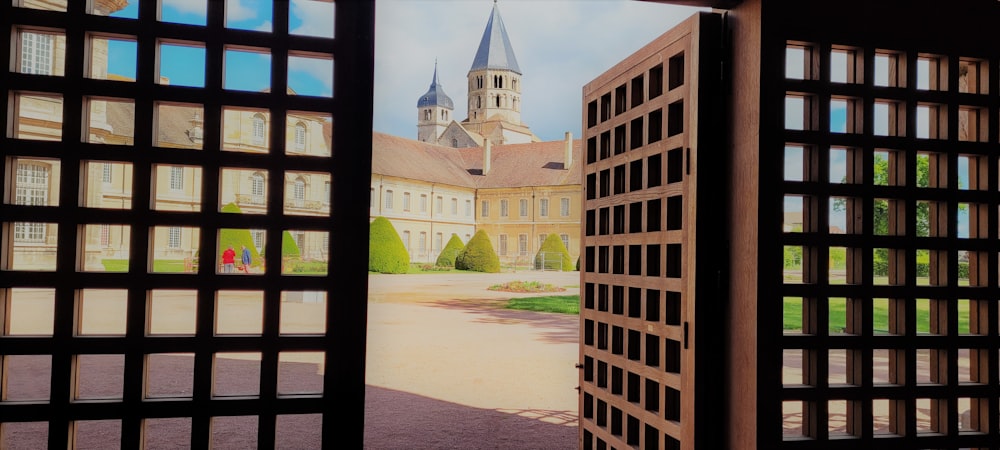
[451,138,458,147]
[250,172,265,204]
[495,95,501,107]
[251,113,266,145]
[294,122,307,151]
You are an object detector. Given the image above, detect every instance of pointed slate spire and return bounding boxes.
[417,60,454,109]
[469,2,521,74]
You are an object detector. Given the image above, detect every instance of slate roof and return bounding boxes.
[469,3,521,74]
[372,131,581,189]
[417,63,454,109]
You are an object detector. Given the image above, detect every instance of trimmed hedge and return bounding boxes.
[435,233,465,267]
[534,233,574,271]
[218,203,261,265]
[369,217,409,274]
[282,230,301,259]
[455,230,500,273]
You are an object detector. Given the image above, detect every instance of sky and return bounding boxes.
[105,0,334,96]
[373,0,705,142]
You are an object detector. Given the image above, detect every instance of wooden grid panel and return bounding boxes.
[581,23,692,450]
[779,40,1000,446]
[0,1,372,448]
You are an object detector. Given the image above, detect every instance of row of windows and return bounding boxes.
[376,190,472,216]
[481,197,572,218]
[400,231,471,254]
[496,233,570,256]
[586,52,685,128]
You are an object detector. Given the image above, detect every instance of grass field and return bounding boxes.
[784,297,971,334]
[505,295,580,315]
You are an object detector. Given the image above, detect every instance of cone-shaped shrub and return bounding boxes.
[218,203,261,264]
[369,217,409,274]
[435,233,465,267]
[455,230,500,273]
[281,230,300,259]
[534,233,574,271]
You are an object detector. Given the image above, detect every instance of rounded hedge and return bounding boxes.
[534,233,574,271]
[455,230,500,273]
[435,233,465,267]
[369,217,410,274]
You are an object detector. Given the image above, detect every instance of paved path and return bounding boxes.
[365,271,581,449]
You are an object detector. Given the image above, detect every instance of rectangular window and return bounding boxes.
[436,196,443,214]
[418,232,426,253]
[465,200,472,217]
[15,162,51,206]
[561,197,570,217]
[500,199,509,217]
[450,198,457,215]
[384,190,393,209]
[434,233,442,251]
[481,200,489,217]
[520,199,528,217]
[401,231,410,250]
[498,234,508,256]
[167,226,181,249]
[539,234,547,249]
[561,234,570,252]
[539,199,549,217]
[102,163,113,183]
[402,192,410,211]
[420,194,427,213]
[519,234,528,255]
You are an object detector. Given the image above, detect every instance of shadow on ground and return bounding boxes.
[364,385,576,449]
[425,297,579,345]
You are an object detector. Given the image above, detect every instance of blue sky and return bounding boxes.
[374,0,705,142]
[106,0,333,96]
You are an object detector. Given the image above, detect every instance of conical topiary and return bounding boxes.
[435,233,465,267]
[218,202,261,265]
[455,230,500,273]
[534,233,574,271]
[368,217,409,274]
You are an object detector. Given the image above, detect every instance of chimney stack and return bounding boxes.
[483,139,492,175]
[564,131,573,169]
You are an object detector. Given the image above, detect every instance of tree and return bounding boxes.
[368,217,409,274]
[455,230,500,273]
[534,233,574,271]
[435,234,465,267]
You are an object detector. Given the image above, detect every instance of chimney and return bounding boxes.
[483,139,492,175]
[564,131,573,169]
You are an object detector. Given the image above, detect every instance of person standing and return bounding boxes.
[241,245,252,273]
[222,245,236,273]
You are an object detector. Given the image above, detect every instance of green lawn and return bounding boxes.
[784,297,970,334]
[102,259,192,272]
[506,295,579,315]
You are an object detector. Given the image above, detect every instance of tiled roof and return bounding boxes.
[371,132,480,187]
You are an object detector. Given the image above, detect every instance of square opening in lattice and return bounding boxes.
[147,289,197,335]
[784,297,804,334]
[828,349,848,385]
[829,247,849,283]
[916,54,948,91]
[784,145,804,181]
[958,348,973,383]
[221,168,268,213]
[275,414,323,449]
[829,96,861,133]
[830,46,862,84]
[11,92,63,141]
[785,42,815,80]
[145,353,194,399]
[225,47,271,92]
[72,420,121,450]
[87,34,136,81]
[958,106,988,142]
[915,398,946,435]
[14,28,66,76]
[783,195,803,232]
[150,226,200,274]
[289,53,334,98]
[278,352,325,396]
[782,401,808,439]
[872,150,902,187]
[281,230,329,276]
[915,103,947,139]
[0,422,48,449]
[2,287,54,336]
[783,246,804,284]
[77,288,127,336]
[958,154,989,191]
[154,102,204,150]
[915,298,932,334]
[829,147,852,184]
[873,248,904,286]
[873,99,905,137]
[159,0,207,25]
[213,352,262,397]
[1,355,51,401]
[958,397,985,433]
[783,349,804,386]
[223,107,271,153]
[216,228,265,275]
[143,417,192,449]
[6,222,58,271]
[872,349,893,385]
[216,290,264,335]
[211,416,259,449]
[287,111,333,157]
[157,41,206,88]
[81,224,131,272]
[785,94,815,131]
[827,400,850,437]
[872,399,897,436]
[279,291,326,335]
[9,157,61,207]
[666,148,683,183]
[872,298,890,335]
[83,160,132,209]
[829,202,849,234]
[959,58,989,94]
[152,164,202,212]
[284,171,331,216]
[874,50,906,88]
[225,0,272,31]
[74,354,124,400]
[829,297,847,334]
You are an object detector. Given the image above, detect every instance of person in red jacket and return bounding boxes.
[222,245,236,273]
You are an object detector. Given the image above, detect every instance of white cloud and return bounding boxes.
[226,0,257,22]
[255,20,273,32]
[291,0,335,38]
[289,55,334,95]
[373,0,703,141]
[162,0,207,15]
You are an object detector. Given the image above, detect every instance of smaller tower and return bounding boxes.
[416,61,454,143]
